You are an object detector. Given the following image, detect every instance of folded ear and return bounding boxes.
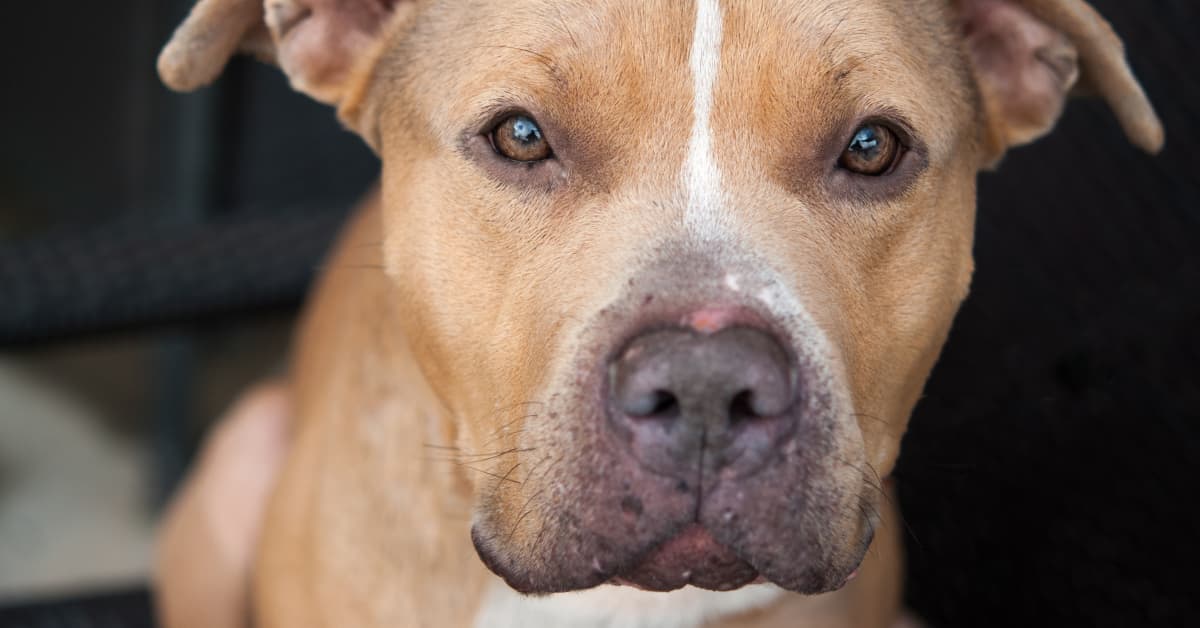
[956,0,1163,164]
[158,0,407,110]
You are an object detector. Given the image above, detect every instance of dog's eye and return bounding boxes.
[839,123,902,176]
[489,114,552,162]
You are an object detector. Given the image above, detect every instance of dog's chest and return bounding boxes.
[472,581,785,628]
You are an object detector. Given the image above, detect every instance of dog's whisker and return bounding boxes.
[497,462,522,484]
[520,455,552,488]
[423,445,537,472]
[457,447,536,463]
[482,413,540,447]
[431,447,534,464]
[895,507,924,553]
[506,486,549,544]
[864,460,888,491]
[461,464,523,485]
[829,454,887,496]
[531,518,551,555]
[479,400,545,424]
[859,464,925,552]
[488,462,524,497]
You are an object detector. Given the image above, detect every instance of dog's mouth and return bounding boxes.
[471,277,873,596]
[609,523,762,592]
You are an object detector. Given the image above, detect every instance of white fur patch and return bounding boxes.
[683,0,728,242]
[723,273,742,292]
[472,581,785,628]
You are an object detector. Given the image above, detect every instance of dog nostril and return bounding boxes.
[625,389,679,418]
[729,390,758,423]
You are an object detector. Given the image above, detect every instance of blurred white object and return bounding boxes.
[0,360,153,600]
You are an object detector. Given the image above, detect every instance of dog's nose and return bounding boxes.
[608,326,797,477]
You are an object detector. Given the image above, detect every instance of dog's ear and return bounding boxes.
[956,0,1163,164]
[158,0,410,135]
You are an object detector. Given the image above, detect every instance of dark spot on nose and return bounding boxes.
[620,495,644,517]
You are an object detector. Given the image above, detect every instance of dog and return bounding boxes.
[153,0,1162,626]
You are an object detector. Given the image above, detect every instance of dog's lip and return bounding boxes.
[607,523,762,592]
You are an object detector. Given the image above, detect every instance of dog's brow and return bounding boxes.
[832,57,867,85]
[825,51,895,99]
[551,2,582,51]
[476,44,569,90]
[479,45,557,69]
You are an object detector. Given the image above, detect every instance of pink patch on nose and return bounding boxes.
[686,308,739,334]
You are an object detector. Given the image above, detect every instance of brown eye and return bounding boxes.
[839,123,902,176]
[490,114,552,162]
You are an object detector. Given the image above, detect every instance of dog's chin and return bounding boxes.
[609,524,761,592]
[474,519,869,596]
[608,523,867,594]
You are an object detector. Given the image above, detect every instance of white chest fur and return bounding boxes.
[472,582,786,628]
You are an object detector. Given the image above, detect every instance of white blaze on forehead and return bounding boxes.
[684,0,728,242]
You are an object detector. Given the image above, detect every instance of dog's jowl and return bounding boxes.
[155,1,1161,627]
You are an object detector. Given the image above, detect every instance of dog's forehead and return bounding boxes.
[390,0,963,157]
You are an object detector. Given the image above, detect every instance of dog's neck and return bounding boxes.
[473,581,787,628]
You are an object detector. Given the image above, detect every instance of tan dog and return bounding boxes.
[154,1,1162,627]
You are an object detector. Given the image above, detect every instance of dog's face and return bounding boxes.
[163,0,1160,596]
[379,0,982,594]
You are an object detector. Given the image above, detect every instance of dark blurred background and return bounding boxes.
[0,0,1196,626]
